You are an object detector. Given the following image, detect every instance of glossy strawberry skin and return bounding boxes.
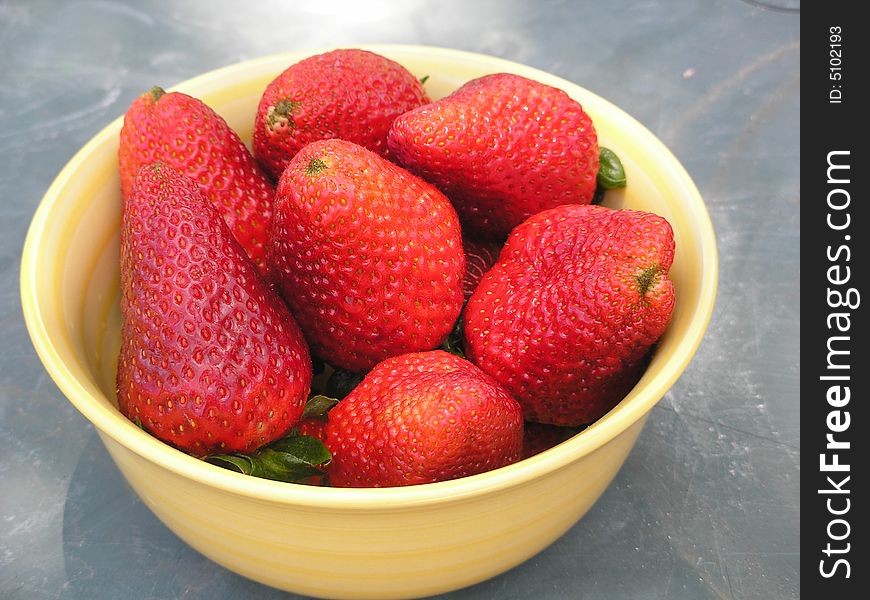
[388,73,599,240]
[325,351,523,488]
[117,163,311,455]
[297,417,327,442]
[268,139,465,373]
[119,88,274,271]
[465,205,675,426]
[253,49,429,180]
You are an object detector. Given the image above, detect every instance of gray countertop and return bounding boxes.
[0,1,799,598]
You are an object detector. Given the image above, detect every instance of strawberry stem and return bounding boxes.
[266,98,302,129]
[305,157,329,176]
[635,265,662,297]
[148,85,166,102]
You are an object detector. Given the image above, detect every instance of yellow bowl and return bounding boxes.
[20,45,717,599]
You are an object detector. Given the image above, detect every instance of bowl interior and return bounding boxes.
[21,45,717,504]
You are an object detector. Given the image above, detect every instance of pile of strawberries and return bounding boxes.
[116,49,675,488]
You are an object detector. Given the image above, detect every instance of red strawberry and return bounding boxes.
[119,87,274,271]
[464,205,675,426]
[297,417,328,442]
[117,163,311,455]
[388,73,599,239]
[253,49,429,180]
[325,351,523,487]
[268,139,465,373]
[462,236,503,303]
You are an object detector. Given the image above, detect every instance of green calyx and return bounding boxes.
[635,265,662,297]
[302,394,341,419]
[205,432,331,484]
[305,157,329,176]
[597,147,627,190]
[266,98,302,129]
[148,85,166,102]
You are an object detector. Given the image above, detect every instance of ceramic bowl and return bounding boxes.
[21,45,717,599]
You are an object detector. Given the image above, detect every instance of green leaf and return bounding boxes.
[597,147,627,190]
[302,394,340,419]
[325,369,364,400]
[245,448,324,482]
[205,434,331,484]
[132,417,146,431]
[419,74,430,85]
[441,315,465,358]
[206,453,256,475]
[269,435,332,466]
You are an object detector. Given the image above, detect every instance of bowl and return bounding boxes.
[20,45,717,599]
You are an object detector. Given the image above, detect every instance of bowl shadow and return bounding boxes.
[60,431,300,600]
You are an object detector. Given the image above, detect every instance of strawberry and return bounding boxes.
[325,351,523,487]
[253,49,429,180]
[268,139,465,373]
[388,73,599,239]
[117,163,311,455]
[297,417,328,442]
[462,236,503,303]
[464,205,675,426]
[119,87,274,271]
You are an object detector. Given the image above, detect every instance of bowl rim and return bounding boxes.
[20,44,718,510]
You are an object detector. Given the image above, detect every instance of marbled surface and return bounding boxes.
[0,1,799,598]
